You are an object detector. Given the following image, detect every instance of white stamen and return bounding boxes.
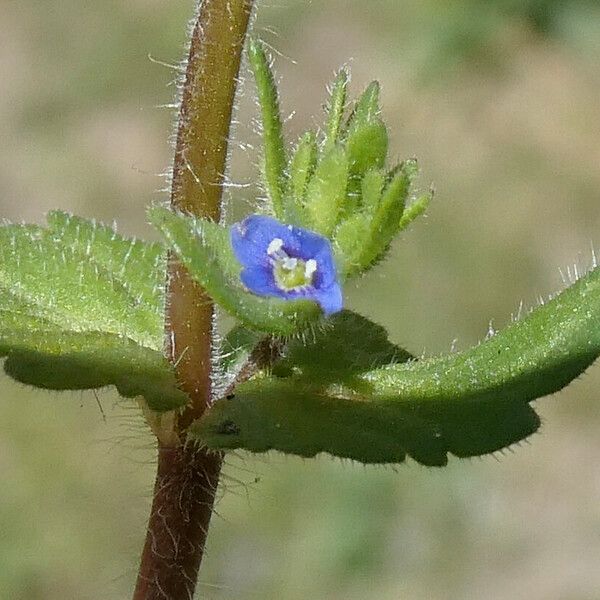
[305,259,317,279]
[267,238,284,256]
[282,257,298,270]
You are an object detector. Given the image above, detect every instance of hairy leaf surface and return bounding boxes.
[247,37,287,218]
[192,267,600,465]
[274,310,413,384]
[0,212,187,411]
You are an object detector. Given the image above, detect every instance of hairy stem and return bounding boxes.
[133,447,222,600]
[134,1,253,598]
[168,0,253,432]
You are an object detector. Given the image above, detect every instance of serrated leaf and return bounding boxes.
[191,266,600,465]
[47,210,165,310]
[0,221,159,348]
[191,378,539,466]
[149,206,322,335]
[0,215,187,411]
[1,326,186,412]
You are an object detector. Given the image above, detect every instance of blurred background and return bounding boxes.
[1,0,600,598]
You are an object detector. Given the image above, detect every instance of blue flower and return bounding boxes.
[231,215,343,316]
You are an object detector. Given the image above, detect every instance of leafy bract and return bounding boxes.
[248,39,430,279]
[0,211,187,411]
[322,69,349,154]
[304,146,349,236]
[191,266,600,465]
[333,161,419,279]
[148,206,322,335]
[283,132,318,227]
[247,37,287,219]
[273,310,413,384]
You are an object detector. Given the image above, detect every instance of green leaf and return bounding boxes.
[148,206,322,335]
[274,310,413,385]
[283,131,318,227]
[304,146,349,236]
[345,81,381,133]
[1,327,186,412]
[191,378,539,466]
[323,69,349,153]
[0,214,187,411]
[191,266,600,465]
[334,161,415,278]
[248,37,287,219]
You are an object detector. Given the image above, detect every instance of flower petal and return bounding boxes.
[231,215,296,268]
[240,265,283,297]
[286,226,331,261]
[312,244,338,288]
[312,282,344,316]
[284,226,339,287]
[230,214,344,316]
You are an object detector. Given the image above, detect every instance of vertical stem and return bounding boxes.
[134,1,253,599]
[133,447,222,600]
[169,0,253,431]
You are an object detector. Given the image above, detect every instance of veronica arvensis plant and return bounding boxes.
[1,3,598,599]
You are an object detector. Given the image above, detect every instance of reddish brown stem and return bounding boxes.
[133,446,222,600]
[168,0,254,433]
[134,1,253,598]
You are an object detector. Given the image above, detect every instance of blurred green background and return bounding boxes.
[1,1,600,598]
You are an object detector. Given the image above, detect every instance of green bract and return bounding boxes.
[247,37,431,281]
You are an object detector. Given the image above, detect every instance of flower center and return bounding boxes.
[268,237,317,291]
